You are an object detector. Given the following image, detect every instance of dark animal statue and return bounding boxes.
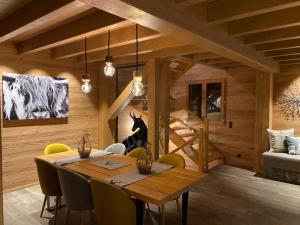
[122,112,148,154]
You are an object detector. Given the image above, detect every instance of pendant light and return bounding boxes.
[104,30,116,77]
[132,24,145,96]
[82,37,92,93]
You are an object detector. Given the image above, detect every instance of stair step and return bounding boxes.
[172,126,188,131]
[169,118,176,124]
[179,132,195,138]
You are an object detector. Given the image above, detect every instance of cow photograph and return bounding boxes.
[2,73,69,120]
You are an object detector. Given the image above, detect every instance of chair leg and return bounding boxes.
[54,196,60,225]
[46,196,51,211]
[40,196,47,218]
[80,211,85,225]
[90,210,93,225]
[176,198,182,221]
[64,208,70,225]
[160,204,165,225]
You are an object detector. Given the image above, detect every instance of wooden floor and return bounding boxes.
[3,165,300,225]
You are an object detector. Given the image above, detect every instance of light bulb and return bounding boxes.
[81,82,92,93]
[104,61,116,77]
[132,81,145,96]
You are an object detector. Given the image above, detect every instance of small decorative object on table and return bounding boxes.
[78,133,92,158]
[136,143,153,175]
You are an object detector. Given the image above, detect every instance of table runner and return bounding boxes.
[51,150,112,166]
[108,163,174,188]
[89,159,130,170]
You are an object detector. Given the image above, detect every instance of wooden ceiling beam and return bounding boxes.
[16,11,130,54]
[207,0,300,24]
[175,0,207,7]
[265,47,300,57]
[213,62,241,68]
[273,54,300,61]
[78,36,185,63]
[280,59,300,65]
[229,6,300,36]
[52,25,161,59]
[112,45,201,66]
[0,0,91,43]
[79,0,278,73]
[200,57,231,65]
[243,25,300,45]
[256,38,300,51]
[193,52,220,62]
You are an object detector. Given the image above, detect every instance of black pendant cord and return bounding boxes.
[108,30,111,56]
[136,24,139,72]
[84,37,88,74]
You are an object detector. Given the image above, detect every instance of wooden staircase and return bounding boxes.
[128,57,223,172]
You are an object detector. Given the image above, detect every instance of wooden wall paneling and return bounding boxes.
[147,59,160,160]
[254,72,273,173]
[98,62,116,149]
[159,58,170,155]
[0,44,100,190]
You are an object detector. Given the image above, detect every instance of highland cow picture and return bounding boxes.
[2,73,69,120]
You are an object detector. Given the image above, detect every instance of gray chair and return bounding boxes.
[57,166,94,225]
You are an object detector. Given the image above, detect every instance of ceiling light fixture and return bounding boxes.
[104,30,116,77]
[132,24,145,97]
[82,37,92,93]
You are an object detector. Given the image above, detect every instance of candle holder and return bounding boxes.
[78,133,92,158]
[136,143,153,175]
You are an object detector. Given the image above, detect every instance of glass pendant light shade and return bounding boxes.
[82,81,92,93]
[82,37,92,93]
[132,24,145,97]
[104,55,116,77]
[104,31,116,77]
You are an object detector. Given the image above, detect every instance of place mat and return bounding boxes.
[51,150,112,166]
[89,160,130,170]
[108,162,174,188]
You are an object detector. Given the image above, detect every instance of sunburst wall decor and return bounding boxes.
[276,80,300,120]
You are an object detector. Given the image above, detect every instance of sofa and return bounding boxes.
[262,151,300,184]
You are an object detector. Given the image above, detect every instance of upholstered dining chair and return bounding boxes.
[104,143,126,155]
[56,166,94,225]
[35,158,62,225]
[44,143,72,155]
[90,179,139,225]
[156,153,186,224]
[127,147,146,158]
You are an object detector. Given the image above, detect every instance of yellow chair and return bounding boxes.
[44,143,72,155]
[156,153,186,224]
[157,153,185,169]
[35,158,62,225]
[91,179,141,225]
[127,147,146,158]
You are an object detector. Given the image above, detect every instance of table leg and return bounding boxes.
[182,191,189,225]
[136,199,145,225]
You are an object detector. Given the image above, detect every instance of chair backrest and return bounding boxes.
[104,143,126,155]
[157,153,185,169]
[35,158,62,197]
[127,147,145,158]
[57,166,93,211]
[91,179,136,225]
[44,143,72,155]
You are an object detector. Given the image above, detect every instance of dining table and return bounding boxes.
[36,150,206,225]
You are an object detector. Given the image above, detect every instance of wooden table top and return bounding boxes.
[36,150,206,205]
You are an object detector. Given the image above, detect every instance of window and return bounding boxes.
[187,79,226,122]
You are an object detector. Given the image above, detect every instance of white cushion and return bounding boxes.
[104,143,126,155]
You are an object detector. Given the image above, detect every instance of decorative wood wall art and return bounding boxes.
[2,73,69,120]
[275,80,300,120]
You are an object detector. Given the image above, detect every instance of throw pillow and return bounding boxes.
[267,129,294,152]
[285,136,300,155]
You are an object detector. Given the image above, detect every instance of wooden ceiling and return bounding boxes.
[2,0,300,72]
